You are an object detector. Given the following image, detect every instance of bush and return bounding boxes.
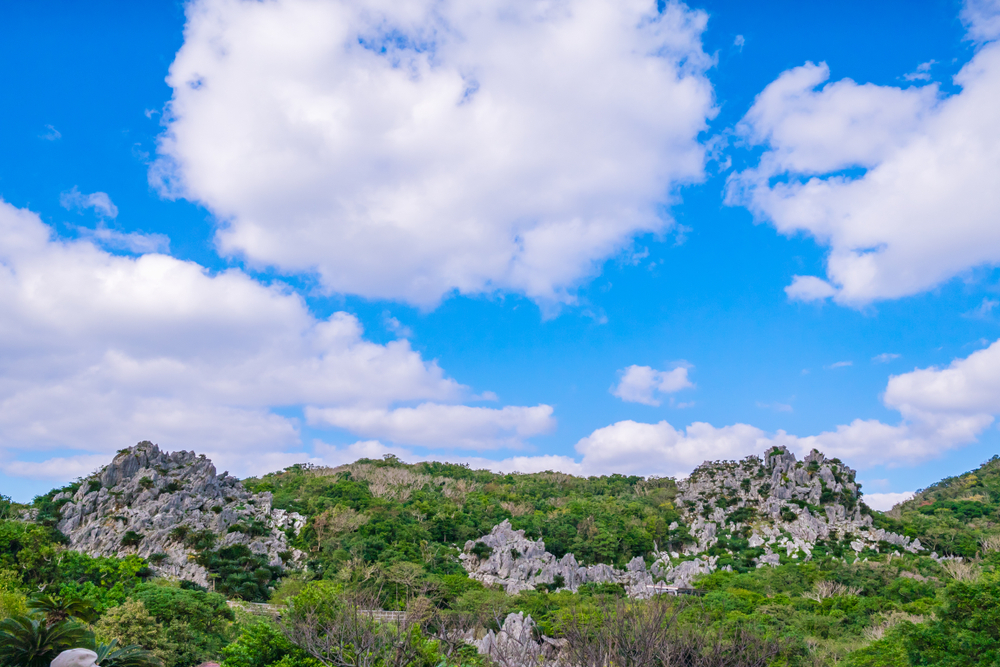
[195,545,282,602]
[95,599,171,667]
[121,531,144,548]
[902,575,1000,666]
[221,619,318,667]
[0,615,95,667]
[132,582,234,667]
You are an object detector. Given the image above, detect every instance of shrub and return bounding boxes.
[221,619,318,667]
[0,615,95,667]
[121,531,144,548]
[470,541,493,559]
[132,582,234,667]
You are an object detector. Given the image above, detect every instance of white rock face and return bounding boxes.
[460,520,659,596]
[473,612,568,666]
[675,446,921,565]
[55,441,306,586]
[462,446,921,597]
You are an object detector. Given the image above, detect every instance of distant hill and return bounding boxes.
[22,441,990,598]
[877,454,1000,558]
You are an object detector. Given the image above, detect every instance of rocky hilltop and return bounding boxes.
[461,446,922,595]
[55,442,305,586]
[676,446,921,561]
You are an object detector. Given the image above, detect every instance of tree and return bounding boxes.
[94,598,171,666]
[283,589,434,667]
[0,615,95,667]
[131,582,234,667]
[903,576,1000,667]
[27,594,98,626]
[95,639,163,667]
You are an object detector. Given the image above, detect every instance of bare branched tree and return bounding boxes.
[802,580,862,601]
[559,595,786,667]
[429,610,477,662]
[560,596,682,667]
[283,591,423,667]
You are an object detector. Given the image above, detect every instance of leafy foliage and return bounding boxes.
[7,451,1000,666]
[886,455,1000,557]
[195,544,283,602]
[95,638,164,667]
[0,615,95,667]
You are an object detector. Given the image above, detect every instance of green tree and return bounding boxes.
[27,593,98,626]
[94,598,171,666]
[903,575,1000,667]
[221,620,318,667]
[95,639,163,667]
[0,615,95,667]
[132,582,234,667]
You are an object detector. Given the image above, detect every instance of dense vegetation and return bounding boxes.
[2,453,1000,666]
[243,456,689,573]
[872,455,1000,558]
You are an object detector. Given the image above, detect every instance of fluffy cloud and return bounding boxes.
[155,336,1000,482]
[863,492,915,511]
[729,2,1000,305]
[460,339,1000,477]
[153,0,716,307]
[313,439,583,475]
[611,364,693,406]
[0,200,548,479]
[883,339,1000,418]
[574,420,785,476]
[306,403,555,449]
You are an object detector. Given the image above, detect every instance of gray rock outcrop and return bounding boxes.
[55,441,305,586]
[461,446,921,597]
[461,520,682,596]
[474,612,567,666]
[675,447,921,565]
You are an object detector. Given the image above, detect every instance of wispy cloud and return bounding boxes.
[78,224,170,254]
[872,353,901,364]
[382,312,412,339]
[964,297,999,320]
[825,361,853,369]
[864,491,915,511]
[39,124,61,141]
[904,60,936,82]
[60,187,118,219]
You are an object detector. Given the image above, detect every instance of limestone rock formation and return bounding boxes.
[675,446,921,564]
[55,442,305,586]
[473,612,567,666]
[460,520,659,596]
[462,446,921,596]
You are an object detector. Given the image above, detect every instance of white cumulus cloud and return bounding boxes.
[306,403,555,450]
[612,364,693,406]
[0,200,546,480]
[863,491,915,511]
[728,2,1000,306]
[462,338,1000,477]
[153,0,716,307]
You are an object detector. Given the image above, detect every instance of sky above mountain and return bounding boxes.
[3,0,1000,509]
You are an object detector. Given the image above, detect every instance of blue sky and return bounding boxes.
[2,0,1000,507]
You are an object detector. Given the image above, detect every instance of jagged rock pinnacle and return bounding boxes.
[54,441,306,586]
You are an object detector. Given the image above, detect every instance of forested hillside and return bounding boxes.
[3,446,1000,666]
